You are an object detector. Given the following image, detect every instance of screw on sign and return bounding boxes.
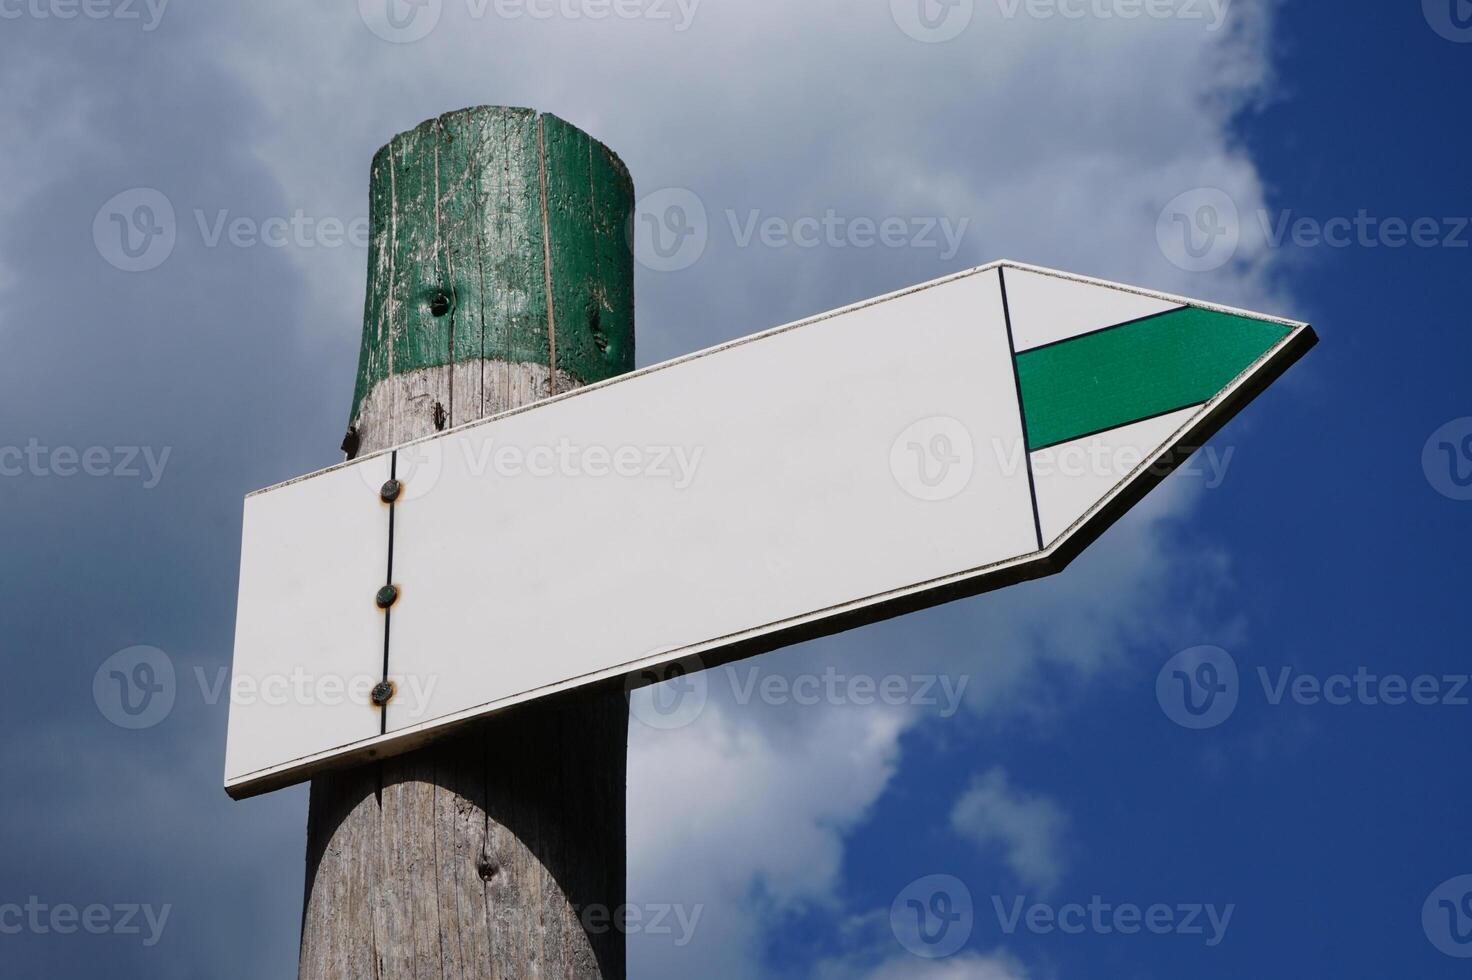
[370,680,396,708]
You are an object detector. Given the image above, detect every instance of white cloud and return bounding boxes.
[628,695,907,979]
[950,768,1070,895]
[0,45,97,301]
[212,0,1290,359]
[848,950,1030,980]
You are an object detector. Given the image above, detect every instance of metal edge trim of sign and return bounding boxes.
[225,262,1317,799]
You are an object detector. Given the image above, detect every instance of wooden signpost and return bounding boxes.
[226,106,1315,979]
[295,106,633,980]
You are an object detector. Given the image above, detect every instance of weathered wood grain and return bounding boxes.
[304,106,634,980]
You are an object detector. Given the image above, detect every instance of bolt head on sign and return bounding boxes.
[225,260,1315,798]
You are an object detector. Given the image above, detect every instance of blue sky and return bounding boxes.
[0,0,1468,977]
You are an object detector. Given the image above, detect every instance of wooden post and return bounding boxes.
[300,106,635,980]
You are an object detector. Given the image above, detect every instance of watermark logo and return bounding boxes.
[359,0,442,42]
[1157,188,1239,273]
[1160,651,1471,728]
[631,190,970,270]
[891,417,975,501]
[95,190,380,272]
[93,188,175,273]
[0,899,171,947]
[1423,418,1472,501]
[628,661,969,730]
[358,436,705,501]
[0,440,171,487]
[728,667,969,717]
[627,654,709,730]
[577,902,704,946]
[993,895,1234,946]
[1258,211,1469,251]
[94,645,444,728]
[632,188,708,273]
[0,0,169,30]
[93,646,176,730]
[726,209,970,261]
[892,0,1227,39]
[202,667,439,713]
[361,0,699,39]
[1160,190,1472,271]
[194,208,371,250]
[891,874,974,958]
[1156,646,1238,730]
[990,435,1236,490]
[1258,667,1472,708]
[994,0,1230,29]
[1424,0,1472,42]
[891,0,975,42]
[462,438,703,487]
[1424,875,1472,957]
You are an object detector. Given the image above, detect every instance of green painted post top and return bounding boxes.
[350,106,636,427]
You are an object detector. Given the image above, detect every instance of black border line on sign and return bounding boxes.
[1030,400,1211,454]
[380,450,397,736]
[1012,304,1189,356]
[998,266,1045,552]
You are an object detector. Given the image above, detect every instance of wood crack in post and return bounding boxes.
[588,137,608,357]
[431,781,444,978]
[435,119,455,429]
[538,114,559,397]
[480,749,493,966]
[387,148,399,447]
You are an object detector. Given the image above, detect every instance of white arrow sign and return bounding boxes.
[225,261,1314,798]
